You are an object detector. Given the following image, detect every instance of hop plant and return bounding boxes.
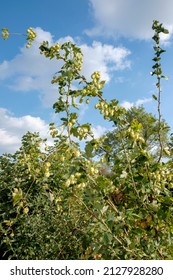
[1,28,9,40]
[26,27,36,48]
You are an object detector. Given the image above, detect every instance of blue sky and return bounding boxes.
[1,0,173,154]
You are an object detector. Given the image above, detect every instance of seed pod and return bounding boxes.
[23,207,29,214]
[65,179,71,187]
[70,174,75,180]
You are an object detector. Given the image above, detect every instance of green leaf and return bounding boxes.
[70,127,78,137]
[85,142,94,158]
[161,75,168,80]
[60,117,68,122]
[102,232,112,244]
[157,68,162,75]
[12,188,23,206]
[152,57,161,62]
[53,97,66,113]
[100,205,109,215]
[152,94,157,101]
[162,28,169,34]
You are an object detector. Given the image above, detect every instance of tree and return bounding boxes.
[95,106,170,165]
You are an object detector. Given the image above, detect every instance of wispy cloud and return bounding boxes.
[0,28,131,108]
[0,107,51,154]
[121,97,152,110]
[81,41,131,82]
[87,0,173,42]
[0,106,110,154]
[92,125,108,138]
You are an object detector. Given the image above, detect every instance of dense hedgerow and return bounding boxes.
[0,21,173,260]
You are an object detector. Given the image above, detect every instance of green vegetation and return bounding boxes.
[0,21,173,260]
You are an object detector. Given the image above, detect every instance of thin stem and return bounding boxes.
[66,82,72,144]
[119,131,140,199]
[9,32,27,37]
[74,194,123,246]
[152,21,168,163]
[74,194,138,256]
[157,77,163,162]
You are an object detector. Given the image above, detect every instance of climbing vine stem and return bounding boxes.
[151,20,169,162]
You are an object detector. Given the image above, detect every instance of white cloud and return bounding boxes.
[0,106,110,154]
[0,108,51,154]
[0,27,60,107]
[121,97,152,109]
[78,103,89,121]
[135,98,152,107]
[114,76,125,83]
[81,41,131,82]
[0,28,131,107]
[87,0,173,41]
[92,125,108,138]
[121,101,134,110]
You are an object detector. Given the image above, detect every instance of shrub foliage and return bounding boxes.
[0,21,173,259]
